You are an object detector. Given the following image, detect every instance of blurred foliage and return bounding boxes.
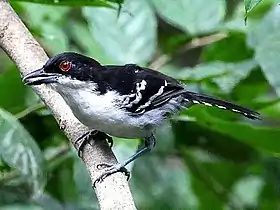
[244,0,263,17]
[0,0,280,209]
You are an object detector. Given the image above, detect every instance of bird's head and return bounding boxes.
[22,52,104,87]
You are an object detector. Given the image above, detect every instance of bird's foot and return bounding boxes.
[93,163,130,187]
[75,130,96,158]
[75,130,114,158]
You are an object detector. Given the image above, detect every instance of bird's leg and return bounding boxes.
[75,130,114,158]
[93,134,156,187]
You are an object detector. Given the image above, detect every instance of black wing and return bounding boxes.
[99,64,261,120]
[101,64,185,114]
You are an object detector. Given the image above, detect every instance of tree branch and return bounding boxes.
[149,32,227,70]
[0,1,136,209]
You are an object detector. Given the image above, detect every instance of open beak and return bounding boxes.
[22,68,59,85]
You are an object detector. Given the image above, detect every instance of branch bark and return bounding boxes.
[0,1,136,209]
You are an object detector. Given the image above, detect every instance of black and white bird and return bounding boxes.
[22,52,261,184]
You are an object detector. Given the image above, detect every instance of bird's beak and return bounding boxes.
[22,68,59,85]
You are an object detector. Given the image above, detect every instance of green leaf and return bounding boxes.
[182,151,247,209]
[131,155,198,209]
[183,107,280,154]
[244,0,277,21]
[22,3,70,54]
[47,157,78,202]
[11,0,123,7]
[0,108,46,195]
[0,68,25,113]
[0,63,41,117]
[257,157,280,209]
[0,205,43,210]
[232,69,270,105]
[0,183,32,205]
[163,60,256,93]
[261,101,280,119]
[40,23,69,54]
[73,155,98,209]
[173,121,257,162]
[35,193,64,210]
[152,0,226,35]
[246,6,280,97]
[213,60,257,93]
[255,32,280,96]
[232,175,265,207]
[163,62,229,81]
[203,33,254,62]
[83,0,157,64]
[244,0,263,15]
[247,5,280,48]
[68,21,114,63]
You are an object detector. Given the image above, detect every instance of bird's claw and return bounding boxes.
[93,163,130,187]
[75,131,96,158]
[75,131,114,158]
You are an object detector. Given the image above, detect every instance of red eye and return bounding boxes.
[59,61,71,72]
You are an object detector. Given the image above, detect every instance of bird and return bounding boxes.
[22,52,261,185]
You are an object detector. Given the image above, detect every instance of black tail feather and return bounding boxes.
[183,91,261,120]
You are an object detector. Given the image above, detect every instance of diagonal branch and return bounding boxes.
[0,1,136,209]
[149,33,227,70]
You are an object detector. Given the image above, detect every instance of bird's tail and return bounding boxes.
[182,91,261,120]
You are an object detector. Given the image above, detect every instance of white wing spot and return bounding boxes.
[202,102,213,107]
[192,100,200,104]
[216,105,226,109]
[231,109,240,113]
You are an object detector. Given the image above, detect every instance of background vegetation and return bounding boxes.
[0,0,279,209]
